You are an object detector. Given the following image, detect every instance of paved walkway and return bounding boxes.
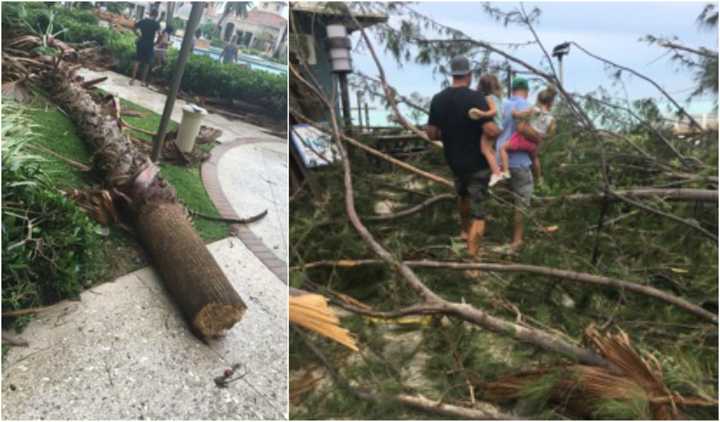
[219,142,287,260]
[77,68,288,278]
[1,238,288,420]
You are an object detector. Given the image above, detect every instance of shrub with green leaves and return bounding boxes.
[160,51,287,117]
[2,101,103,312]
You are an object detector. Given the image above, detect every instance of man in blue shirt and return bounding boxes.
[495,78,544,253]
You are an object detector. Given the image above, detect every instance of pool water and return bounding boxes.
[171,39,286,75]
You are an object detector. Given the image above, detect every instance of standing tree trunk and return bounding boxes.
[40,56,247,339]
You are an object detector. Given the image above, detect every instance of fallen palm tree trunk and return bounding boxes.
[296,259,717,324]
[28,49,246,339]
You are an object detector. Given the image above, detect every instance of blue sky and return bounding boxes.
[349,1,718,125]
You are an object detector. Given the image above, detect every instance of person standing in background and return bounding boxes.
[221,37,239,65]
[129,8,160,86]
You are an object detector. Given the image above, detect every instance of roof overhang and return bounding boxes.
[291,2,388,31]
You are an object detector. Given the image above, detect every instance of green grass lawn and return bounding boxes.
[24,94,230,280]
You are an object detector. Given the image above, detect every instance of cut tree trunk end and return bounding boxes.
[135,202,246,338]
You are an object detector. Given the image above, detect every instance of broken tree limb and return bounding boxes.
[37,47,246,339]
[296,259,718,324]
[539,188,718,204]
[80,76,107,89]
[26,143,92,171]
[570,41,703,131]
[346,7,439,148]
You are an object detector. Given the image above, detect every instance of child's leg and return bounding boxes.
[499,142,511,176]
[481,134,501,175]
[531,153,542,181]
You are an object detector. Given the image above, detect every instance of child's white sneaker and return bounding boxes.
[502,171,511,180]
[468,108,483,120]
[488,173,504,187]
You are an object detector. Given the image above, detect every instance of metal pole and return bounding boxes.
[364,102,370,129]
[338,73,353,133]
[506,66,512,97]
[151,2,204,162]
[356,91,363,131]
[558,56,564,86]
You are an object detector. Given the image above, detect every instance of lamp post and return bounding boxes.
[552,42,570,86]
[327,23,353,133]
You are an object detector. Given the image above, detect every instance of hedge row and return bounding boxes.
[3,3,286,118]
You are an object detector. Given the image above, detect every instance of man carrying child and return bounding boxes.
[493,77,549,254]
[425,56,500,257]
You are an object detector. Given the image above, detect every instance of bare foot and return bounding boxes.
[491,243,521,256]
[460,231,468,240]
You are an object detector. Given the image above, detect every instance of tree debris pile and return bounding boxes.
[3,34,247,339]
[289,2,717,420]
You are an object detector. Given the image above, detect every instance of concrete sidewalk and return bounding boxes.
[1,238,288,420]
[218,141,288,262]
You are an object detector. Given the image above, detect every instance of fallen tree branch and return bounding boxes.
[80,76,107,89]
[570,41,703,130]
[346,7,440,148]
[538,188,718,204]
[608,189,718,242]
[296,259,718,324]
[26,143,92,171]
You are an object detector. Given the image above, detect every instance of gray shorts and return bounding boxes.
[454,169,490,219]
[509,167,533,208]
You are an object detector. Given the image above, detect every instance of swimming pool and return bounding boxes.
[172,39,287,75]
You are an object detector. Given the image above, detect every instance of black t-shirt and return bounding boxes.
[135,18,160,45]
[428,86,491,176]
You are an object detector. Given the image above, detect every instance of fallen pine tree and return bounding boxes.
[4,36,247,340]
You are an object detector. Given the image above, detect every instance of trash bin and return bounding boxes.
[176,104,208,153]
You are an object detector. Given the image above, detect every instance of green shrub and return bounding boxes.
[2,101,103,312]
[161,51,287,117]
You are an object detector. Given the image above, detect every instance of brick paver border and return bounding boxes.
[202,137,288,284]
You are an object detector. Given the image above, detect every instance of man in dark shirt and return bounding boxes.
[129,8,161,87]
[426,56,500,257]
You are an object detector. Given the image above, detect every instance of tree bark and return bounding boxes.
[41,56,247,339]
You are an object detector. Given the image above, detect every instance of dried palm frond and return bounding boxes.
[482,325,717,419]
[65,187,120,227]
[290,369,326,405]
[290,292,359,352]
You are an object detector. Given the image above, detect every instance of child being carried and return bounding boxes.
[467,74,505,187]
[499,87,557,184]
